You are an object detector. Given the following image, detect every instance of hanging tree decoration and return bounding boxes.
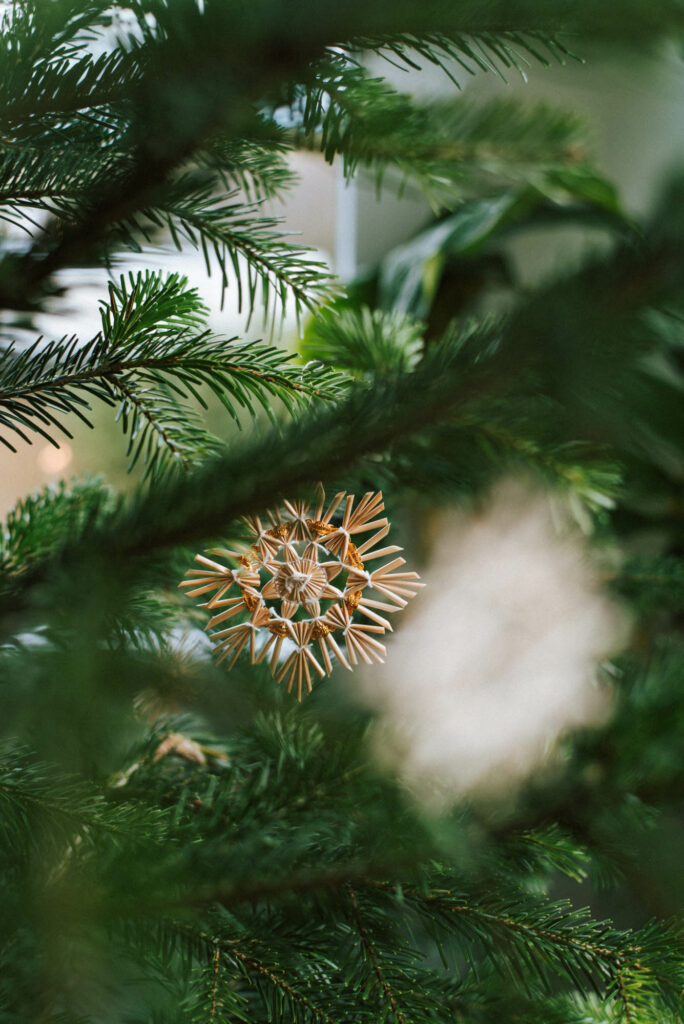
[180,486,423,700]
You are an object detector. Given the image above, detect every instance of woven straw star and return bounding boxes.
[180,486,423,700]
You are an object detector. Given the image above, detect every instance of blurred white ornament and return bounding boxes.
[37,442,72,475]
[358,478,630,806]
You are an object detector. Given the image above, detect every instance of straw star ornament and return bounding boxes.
[180,487,423,700]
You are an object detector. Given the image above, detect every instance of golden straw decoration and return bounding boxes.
[180,486,423,700]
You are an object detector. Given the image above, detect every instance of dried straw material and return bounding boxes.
[180,486,423,700]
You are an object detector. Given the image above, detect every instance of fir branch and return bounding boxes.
[0,0,673,310]
[0,271,344,468]
[125,0,684,43]
[397,884,649,997]
[167,922,342,1024]
[615,963,636,1024]
[114,376,213,478]
[0,49,141,127]
[0,140,129,232]
[449,408,620,514]
[291,57,587,204]
[0,0,118,54]
[346,884,408,1024]
[8,319,499,569]
[345,30,578,84]
[119,174,336,322]
[58,311,606,561]
[0,478,114,574]
[198,130,296,202]
[0,315,615,583]
[227,946,340,1024]
[499,825,592,884]
[0,746,164,855]
[168,856,427,913]
[208,945,220,1023]
[4,188,680,584]
[301,306,425,378]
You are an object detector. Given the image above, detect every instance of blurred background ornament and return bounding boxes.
[357,478,631,805]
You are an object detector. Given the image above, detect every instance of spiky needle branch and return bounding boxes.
[0,270,344,475]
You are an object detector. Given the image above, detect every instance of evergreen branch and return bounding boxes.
[346,884,408,1024]
[0,1,673,310]
[119,174,335,321]
[227,946,340,1024]
[114,376,210,478]
[198,130,296,202]
[345,29,578,84]
[396,882,673,1013]
[388,884,681,1017]
[0,50,141,127]
[0,354,596,580]
[0,141,130,230]
[0,271,344,466]
[4,201,680,586]
[0,746,163,854]
[301,305,425,378]
[169,856,428,912]
[501,825,591,884]
[291,56,588,206]
[167,922,341,1024]
[12,319,500,569]
[125,0,684,43]
[208,946,220,1023]
[0,0,117,57]
[70,334,589,557]
[0,479,114,575]
[405,887,629,969]
[615,964,636,1024]
[450,408,620,514]
[0,8,573,310]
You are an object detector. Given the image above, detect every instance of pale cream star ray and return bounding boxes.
[345,556,424,608]
[324,604,387,666]
[212,606,273,668]
[243,515,283,559]
[281,499,312,541]
[178,552,259,604]
[275,621,327,701]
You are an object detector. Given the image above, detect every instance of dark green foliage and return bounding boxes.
[0,478,114,574]
[0,2,683,1023]
[346,29,579,84]
[0,270,344,475]
[115,176,336,323]
[371,175,624,319]
[617,554,684,613]
[289,56,589,206]
[301,306,425,377]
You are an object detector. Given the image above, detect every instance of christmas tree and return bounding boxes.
[1,2,683,1021]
